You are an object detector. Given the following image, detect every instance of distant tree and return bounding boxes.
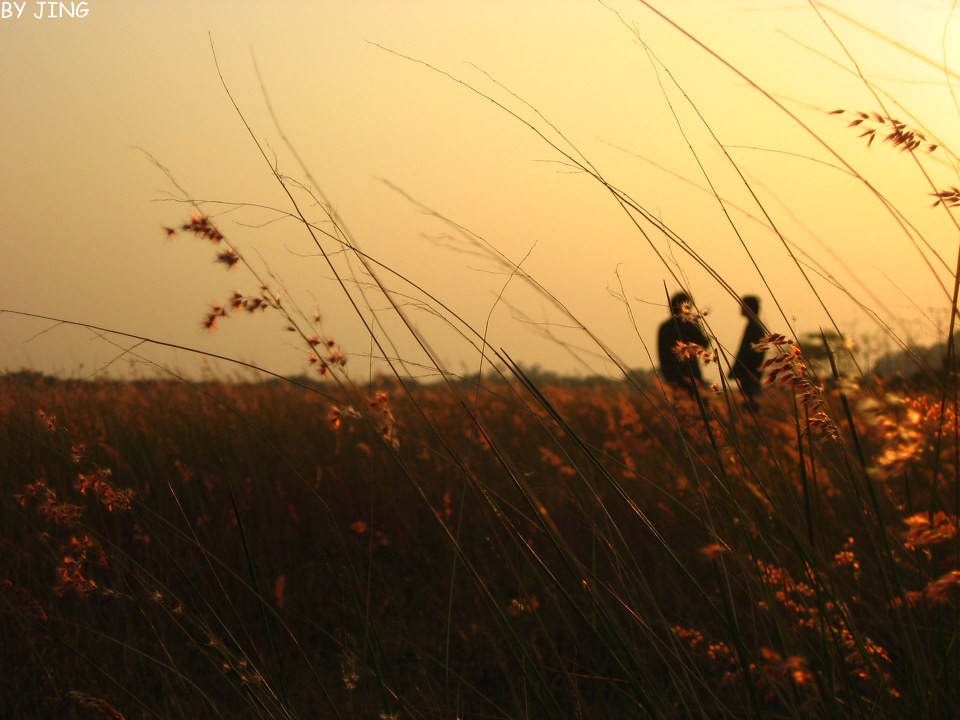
[870,331,960,382]
[799,330,860,378]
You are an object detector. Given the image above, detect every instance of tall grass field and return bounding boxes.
[4,5,960,719]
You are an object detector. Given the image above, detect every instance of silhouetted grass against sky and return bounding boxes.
[2,0,959,381]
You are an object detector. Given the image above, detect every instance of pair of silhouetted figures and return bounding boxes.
[657,292,765,410]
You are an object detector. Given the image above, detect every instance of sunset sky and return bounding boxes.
[2,1,960,383]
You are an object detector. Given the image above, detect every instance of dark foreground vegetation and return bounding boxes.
[2,368,959,719]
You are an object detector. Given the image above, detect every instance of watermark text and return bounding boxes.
[2,2,89,19]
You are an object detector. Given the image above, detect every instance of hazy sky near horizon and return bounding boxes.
[3,0,960,382]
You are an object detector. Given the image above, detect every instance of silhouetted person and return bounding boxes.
[730,295,766,410]
[658,291,710,401]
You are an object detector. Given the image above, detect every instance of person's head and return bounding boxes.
[669,291,691,316]
[741,295,759,318]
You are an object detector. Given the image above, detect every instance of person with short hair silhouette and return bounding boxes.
[730,295,766,410]
[658,291,710,401]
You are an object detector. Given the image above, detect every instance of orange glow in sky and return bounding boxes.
[2,1,960,381]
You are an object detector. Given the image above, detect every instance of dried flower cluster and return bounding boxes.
[56,535,106,596]
[307,334,348,376]
[676,300,709,324]
[753,557,896,695]
[167,215,351,383]
[203,635,265,688]
[202,286,279,333]
[672,625,735,664]
[173,212,225,244]
[831,536,861,581]
[672,341,718,366]
[12,411,134,597]
[672,624,815,702]
[327,393,399,449]
[831,109,937,153]
[891,510,960,608]
[15,476,105,596]
[903,511,957,550]
[228,286,280,315]
[369,390,400,449]
[921,570,960,604]
[892,569,960,609]
[753,648,815,696]
[76,468,133,512]
[931,186,960,208]
[67,691,127,720]
[857,394,924,482]
[754,334,836,437]
[15,477,83,526]
[328,404,362,432]
[167,214,237,269]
